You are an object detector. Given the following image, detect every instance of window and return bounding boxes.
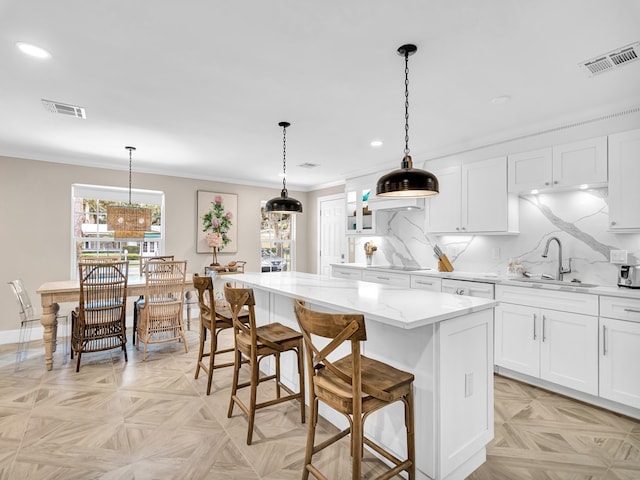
[260,203,295,273]
[71,184,164,278]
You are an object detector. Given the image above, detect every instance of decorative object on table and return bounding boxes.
[106,146,152,238]
[265,121,303,214]
[376,44,439,198]
[197,191,238,254]
[507,258,525,278]
[206,232,224,266]
[364,241,377,266]
[433,244,454,272]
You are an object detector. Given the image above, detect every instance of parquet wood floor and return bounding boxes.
[1,321,639,479]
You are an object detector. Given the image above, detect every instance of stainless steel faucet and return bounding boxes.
[541,236,572,281]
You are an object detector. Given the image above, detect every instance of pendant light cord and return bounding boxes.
[125,146,136,205]
[281,124,287,192]
[404,50,410,157]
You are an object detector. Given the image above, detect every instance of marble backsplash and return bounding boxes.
[352,188,640,287]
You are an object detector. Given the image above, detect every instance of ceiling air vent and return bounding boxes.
[580,42,639,76]
[41,99,87,119]
[298,162,320,168]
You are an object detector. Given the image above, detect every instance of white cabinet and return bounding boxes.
[345,175,376,235]
[494,285,599,395]
[362,269,411,288]
[599,295,640,409]
[410,276,442,292]
[331,265,362,281]
[608,129,640,231]
[508,136,607,193]
[428,156,518,234]
[441,279,494,299]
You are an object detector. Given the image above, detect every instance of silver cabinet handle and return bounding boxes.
[542,314,547,342]
[602,325,607,356]
[376,276,390,281]
[415,280,434,286]
[611,221,617,226]
[455,288,465,295]
[623,308,640,314]
[533,313,537,340]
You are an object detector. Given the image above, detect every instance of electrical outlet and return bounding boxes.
[610,250,628,264]
[491,247,500,260]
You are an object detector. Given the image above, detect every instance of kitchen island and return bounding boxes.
[230,271,497,480]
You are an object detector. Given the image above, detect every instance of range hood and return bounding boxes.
[367,197,425,211]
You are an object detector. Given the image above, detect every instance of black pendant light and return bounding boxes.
[265,121,303,213]
[376,44,439,198]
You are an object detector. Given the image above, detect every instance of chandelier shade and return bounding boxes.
[106,146,152,238]
[376,44,439,198]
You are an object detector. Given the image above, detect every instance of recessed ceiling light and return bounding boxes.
[16,42,51,59]
[370,140,383,147]
[491,95,511,105]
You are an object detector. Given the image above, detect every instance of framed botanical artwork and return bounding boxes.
[197,191,238,254]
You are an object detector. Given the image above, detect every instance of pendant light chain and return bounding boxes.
[404,50,410,157]
[127,146,135,205]
[281,124,287,191]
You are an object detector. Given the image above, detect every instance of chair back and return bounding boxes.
[193,273,215,321]
[8,279,35,323]
[223,283,257,342]
[77,260,129,325]
[294,299,369,400]
[143,259,187,321]
[140,255,175,276]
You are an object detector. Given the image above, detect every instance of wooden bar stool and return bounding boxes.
[293,299,415,480]
[192,273,249,395]
[224,283,305,445]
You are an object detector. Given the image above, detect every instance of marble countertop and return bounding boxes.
[332,263,640,299]
[231,271,497,329]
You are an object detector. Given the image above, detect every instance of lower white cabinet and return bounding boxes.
[361,269,411,288]
[331,265,362,280]
[599,296,640,409]
[495,286,599,396]
[441,279,494,299]
[410,276,442,292]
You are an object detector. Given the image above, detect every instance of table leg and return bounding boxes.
[40,299,60,371]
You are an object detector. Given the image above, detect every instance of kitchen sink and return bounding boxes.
[510,278,599,288]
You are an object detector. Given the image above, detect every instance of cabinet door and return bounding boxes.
[462,157,508,232]
[539,310,598,395]
[552,136,607,188]
[608,129,640,231]
[494,304,540,377]
[427,166,461,233]
[600,317,640,409]
[507,148,553,193]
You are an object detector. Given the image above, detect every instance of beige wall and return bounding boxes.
[0,155,317,331]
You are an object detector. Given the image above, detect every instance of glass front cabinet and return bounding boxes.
[346,175,375,235]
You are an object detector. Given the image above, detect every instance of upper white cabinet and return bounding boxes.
[508,136,607,193]
[608,129,640,231]
[345,175,376,235]
[428,156,519,234]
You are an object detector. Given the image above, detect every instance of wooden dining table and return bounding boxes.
[36,274,194,371]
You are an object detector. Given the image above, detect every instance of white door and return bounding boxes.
[539,310,598,395]
[319,194,345,276]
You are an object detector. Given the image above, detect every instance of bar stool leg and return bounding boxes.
[405,388,416,480]
[275,352,281,398]
[297,343,306,423]
[247,354,259,445]
[228,349,242,418]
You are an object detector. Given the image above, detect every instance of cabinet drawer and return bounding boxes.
[442,279,494,299]
[362,270,411,288]
[410,276,442,292]
[496,285,598,315]
[600,296,640,322]
[331,267,362,280]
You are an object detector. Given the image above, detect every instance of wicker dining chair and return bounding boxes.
[136,260,188,360]
[133,255,175,345]
[71,261,129,372]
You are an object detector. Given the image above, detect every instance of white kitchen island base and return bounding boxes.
[233,272,496,480]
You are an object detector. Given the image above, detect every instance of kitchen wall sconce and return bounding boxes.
[265,121,303,213]
[106,146,152,238]
[376,44,439,198]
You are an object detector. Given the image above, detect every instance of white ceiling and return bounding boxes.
[2,1,640,191]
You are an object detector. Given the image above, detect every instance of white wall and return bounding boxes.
[0,156,309,332]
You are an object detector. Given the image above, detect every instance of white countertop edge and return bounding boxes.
[231,272,497,330]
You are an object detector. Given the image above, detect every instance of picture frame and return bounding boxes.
[197,190,238,254]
